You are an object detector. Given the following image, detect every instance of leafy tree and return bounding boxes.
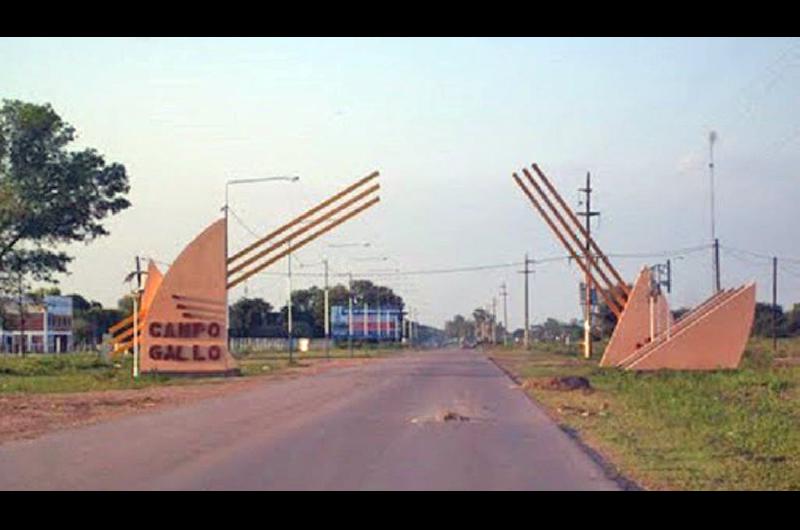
[229,297,275,337]
[444,314,474,341]
[787,303,800,337]
[751,302,788,338]
[117,295,135,316]
[471,307,493,342]
[0,99,130,291]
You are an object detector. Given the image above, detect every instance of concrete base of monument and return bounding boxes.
[140,368,242,378]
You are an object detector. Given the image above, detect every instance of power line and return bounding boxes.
[721,244,800,264]
[227,207,262,240]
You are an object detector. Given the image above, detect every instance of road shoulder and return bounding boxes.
[0,357,379,446]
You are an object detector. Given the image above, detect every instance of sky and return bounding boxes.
[1,37,799,330]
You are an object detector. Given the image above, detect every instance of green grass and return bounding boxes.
[0,353,179,394]
[0,345,403,394]
[491,337,800,490]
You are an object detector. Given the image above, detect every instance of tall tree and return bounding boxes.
[0,99,130,290]
[444,314,475,341]
[229,298,275,337]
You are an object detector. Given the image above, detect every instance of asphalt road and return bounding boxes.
[0,348,620,490]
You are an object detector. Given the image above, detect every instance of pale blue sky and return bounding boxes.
[2,37,799,329]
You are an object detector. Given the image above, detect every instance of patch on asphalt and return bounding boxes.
[409,409,475,424]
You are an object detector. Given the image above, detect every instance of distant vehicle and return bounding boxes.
[460,339,477,349]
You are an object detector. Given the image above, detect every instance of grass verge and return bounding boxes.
[0,346,401,394]
[489,337,800,490]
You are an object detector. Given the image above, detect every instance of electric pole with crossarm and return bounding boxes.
[577,171,600,359]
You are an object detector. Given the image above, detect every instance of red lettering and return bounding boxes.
[192,322,206,337]
[149,322,162,337]
[164,323,176,338]
[162,345,187,361]
[149,345,162,360]
[208,322,221,337]
[178,323,193,338]
[208,346,221,360]
[192,345,205,361]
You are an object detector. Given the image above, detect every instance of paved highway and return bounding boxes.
[0,348,619,490]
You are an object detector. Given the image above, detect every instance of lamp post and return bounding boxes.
[223,176,300,255]
[223,175,299,356]
[327,242,370,357]
[352,256,389,344]
[287,238,294,363]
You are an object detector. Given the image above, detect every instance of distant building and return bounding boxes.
[330,305,403,341]
[0,295,73,353]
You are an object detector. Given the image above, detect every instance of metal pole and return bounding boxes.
[709,131,718,295]
[773,256,778,353]
[287,240,293,363]
[324,258,330,360]
[377,294,382,342]
[17,267,24,357]
[410,309,415,347]
[224,184,230,355]
[492,297,497,344]
[500,283,508,346]
[132,291,139,378]
[363,300,368,341]
[580,171,597,359]
[666,259,672,294]
[714,238,721,293]
[523,254,530,349]
[348,272,353,358]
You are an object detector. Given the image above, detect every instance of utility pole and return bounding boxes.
[323,258,330,360]
[709,131,720,294]
[666,259,672,294]
[363,299,369,341]
[714,238,721,294]
[577,171,600,359]
[135,256,143,291]
[348,272,354,358]
[500,283,509,346]
[132,288,139,378]
[17,266,24,356]
[491,297,497,344]
[377,292,382,342]
[773,256,778,353]
[519,254,534,349]
[133,255,142,376]
[287,239,294,364]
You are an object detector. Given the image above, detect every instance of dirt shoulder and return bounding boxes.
[0,357,375,446]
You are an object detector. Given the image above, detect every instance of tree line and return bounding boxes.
[444,300,800,344]
[230,279,404,338]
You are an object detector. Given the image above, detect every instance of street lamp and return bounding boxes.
[351,256,390,342]
[327,242,371,357]
[223,175,300,260]
[328,242,371,248]
[297,257,332,360]
[223,175,299,358]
